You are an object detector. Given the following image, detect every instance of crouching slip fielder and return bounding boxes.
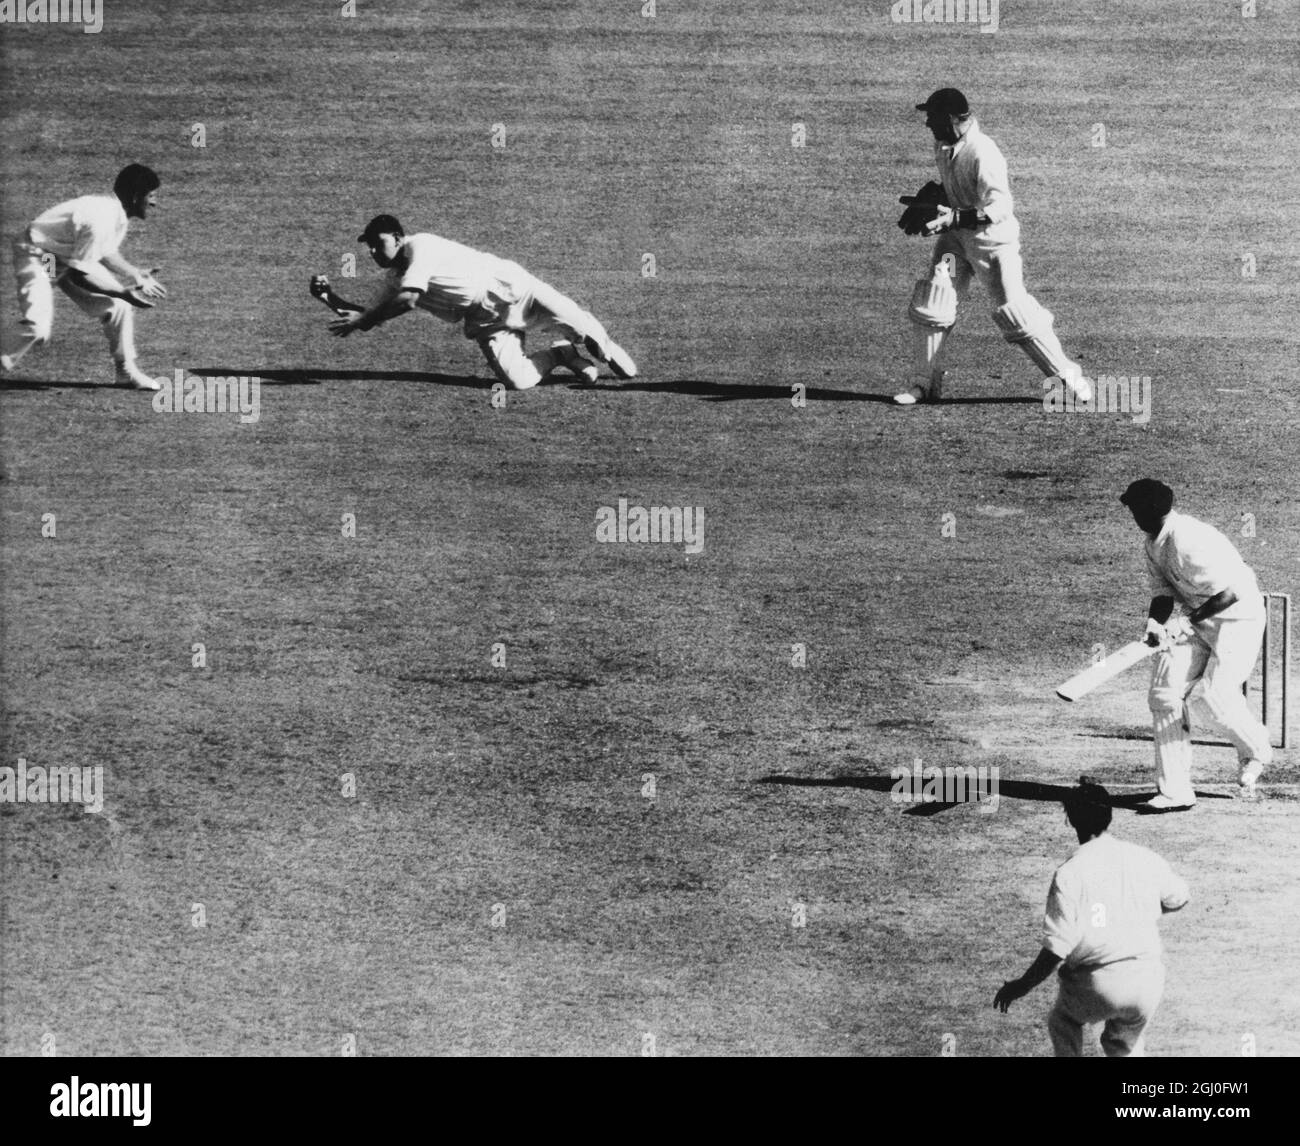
[1121,479,1272,813]
[321,215,637,389]
[994,780,1189,1057]
[2,164,166,389]
[894,89,1089,406]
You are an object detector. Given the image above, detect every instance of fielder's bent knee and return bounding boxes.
[500,373,540,391]
[907,275,957,329]
[479,332,542,390]
[101,299,130,324]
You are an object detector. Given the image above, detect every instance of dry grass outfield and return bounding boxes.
[1,1,1297,1056]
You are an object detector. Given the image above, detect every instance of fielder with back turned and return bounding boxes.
[894,88,1090,406]
[994,779,1189,1057]
[1120,479,1272,812]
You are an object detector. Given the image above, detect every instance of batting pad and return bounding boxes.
[992,298,1054,341]
[912,326,949,384]
[1150,706,1196,805]
[907,275,957,329]
[992,299,1072,379]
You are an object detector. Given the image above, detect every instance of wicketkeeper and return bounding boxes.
[313,215,637,390]
[894,88,1089,406]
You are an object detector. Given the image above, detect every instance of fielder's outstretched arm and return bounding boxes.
[329,288,420,337]
[310,275,364,317]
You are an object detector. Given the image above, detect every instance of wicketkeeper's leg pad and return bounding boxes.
[907,274,957,330]
[992,297,1074,380]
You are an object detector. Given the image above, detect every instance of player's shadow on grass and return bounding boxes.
[757,773,1226,816]
[1,378,108,390]
[1086,729,1249,749]
[603,380,878,402]
[2,368,490,390]
[190,367,489,388]
[603,379,1041,404]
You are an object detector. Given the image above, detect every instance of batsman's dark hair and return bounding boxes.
[1119,478,1174,517]
[1063,778,1113,837]
[114,164,160,201]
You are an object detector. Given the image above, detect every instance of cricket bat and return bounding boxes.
[1055,640,1156,702]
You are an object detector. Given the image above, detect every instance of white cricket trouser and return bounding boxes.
[929,226,1028,309]
[1049,961,1165,1057]
[468,268,614,391]
[12,239,140,367]
[913,226,1076,385]
[1148,613,1271,804]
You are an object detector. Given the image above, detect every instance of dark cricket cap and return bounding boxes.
[1119,478,1175,513]
[916,88,970,116]
[357,214,404,243]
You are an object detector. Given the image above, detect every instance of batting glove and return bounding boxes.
[922,205,956,236]
[1145,616,1193,648]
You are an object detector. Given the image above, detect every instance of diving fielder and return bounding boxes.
[315,215,637,389]
[1121,479,1272,812]
[994,780,1189,1057]
[2,164,166,389]
[894,89,1089,406]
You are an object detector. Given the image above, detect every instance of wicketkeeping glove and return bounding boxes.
[897,180,950,236]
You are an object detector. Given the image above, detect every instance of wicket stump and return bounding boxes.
[1260,591,1291,749]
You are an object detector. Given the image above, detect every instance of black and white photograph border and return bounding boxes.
[1,0,1296,1090]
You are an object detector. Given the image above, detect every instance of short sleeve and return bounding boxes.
[64,199,121,270]
[397,235,438,293]
[1042,872,1079,959]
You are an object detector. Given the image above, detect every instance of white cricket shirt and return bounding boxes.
[933,121,1017,240]
[1042,833,1189,970]
[381,233,527,325]
[26,194,129,272]
[1143,511,1263,619]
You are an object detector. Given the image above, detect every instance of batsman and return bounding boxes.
[893,88,1090,406]
[1121,479,1272,812]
